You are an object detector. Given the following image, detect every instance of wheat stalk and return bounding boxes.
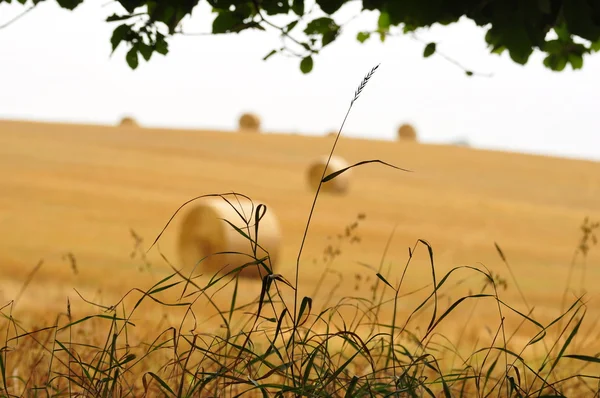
[351,64,380,105]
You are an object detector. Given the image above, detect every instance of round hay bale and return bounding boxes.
[397,123,417,141]
[238,113,261,132]
[177,198,281,279]
[119,116,139,127]
[326,130,338,137]
[307,155,351,194]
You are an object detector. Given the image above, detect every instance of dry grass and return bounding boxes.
[0,117,599,328]
[1,117,598,330]
[1,73,600,395]
[306,155,351,194]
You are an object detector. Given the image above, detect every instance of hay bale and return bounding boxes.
[307,155,351,194]
[326,130,338,137]
[238,113,261,132]
[119,116,139,127]
[177,198,281,279]
[397,123,417,141]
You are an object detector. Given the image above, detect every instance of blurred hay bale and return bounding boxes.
[326,130,338,137]
[238,113,261,132]
[177,197,281,279]
[307,155,351,194]
[397,123,417,141]
[119,116,139,127]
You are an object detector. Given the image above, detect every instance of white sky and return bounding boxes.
[1,0,599,161]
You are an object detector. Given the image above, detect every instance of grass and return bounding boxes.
[1,67,600,397]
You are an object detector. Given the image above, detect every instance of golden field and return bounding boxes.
[1,118,599,345]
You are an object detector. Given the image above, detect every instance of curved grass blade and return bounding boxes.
[323,159,412,183]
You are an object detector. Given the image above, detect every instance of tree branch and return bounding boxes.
[0,4,37,30]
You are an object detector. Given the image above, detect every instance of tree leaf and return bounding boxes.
[300,55,314,74]
[154,36,169,55]
[322,29,339,46]
[315,0,345,15]
[378,11,390,31]
[356,31,370,43]
[568,53,583,69]
[56,0,83,10]
[292,0,304,16]
[212,11,243,34]
[304,17,337,36]
[106,13,133,22]
[423,42,436,57]
[543,53,568,71]
[263,49,277,61]
[126,47,139,69]
[138,42,153,61]
[284,20,299,33]
[110,24,131,53]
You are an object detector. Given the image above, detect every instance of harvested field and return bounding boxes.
[1,118,599,341]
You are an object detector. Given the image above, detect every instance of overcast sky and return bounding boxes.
[1,0,599,161]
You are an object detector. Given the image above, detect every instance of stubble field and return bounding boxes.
[1,118,600,395]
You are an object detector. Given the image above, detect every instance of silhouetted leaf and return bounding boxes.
[300,55,313,74]
[292,0,304,16]
[315,0,345,14]
[111,24,131,53]
[423,42,436,57]
[106,13,133,22]
[126,47,139,69]
[155,35,169,55]
[56,0,83,10]
[138,42,153,61]
[212,11,243,34]
[263,49,277,61]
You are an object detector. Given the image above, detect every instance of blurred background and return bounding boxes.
[1,0,598,161]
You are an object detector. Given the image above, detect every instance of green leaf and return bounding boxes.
[322,29,339,46]
[56,0,83,10]
[106,13,133,22]
[126,47,139,69]
[212,11,242,34]
[542,39,563,53]
[568,53,583,69]
[357,31,370,43]
[591,39,600,52]
[300,56,314,74]
[465,70,474,76]
[315,0,345,15]
[554,23,571,42]
[292,0,304,16]
[284,20,299,33]
[423,42,436,57]
[138,42,153,61]
[377,11,390,31]
[491,45,506,55]
[110,24,131,53]
[543,53,568,71]
[304,17,337,36]
[154,35,169,55]
[263,49,277,61]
